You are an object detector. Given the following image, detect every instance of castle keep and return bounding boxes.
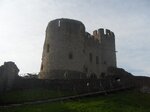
[39,18,116,79]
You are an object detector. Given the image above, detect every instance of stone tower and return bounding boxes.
[39,18,116,79]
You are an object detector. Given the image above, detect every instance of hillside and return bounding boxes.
[1,90,150,112]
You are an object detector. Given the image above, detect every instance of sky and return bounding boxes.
[0,0,150,76]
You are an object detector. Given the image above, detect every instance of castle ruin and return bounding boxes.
[39,18,116,79]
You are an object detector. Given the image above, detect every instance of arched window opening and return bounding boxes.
[115,78,121,82]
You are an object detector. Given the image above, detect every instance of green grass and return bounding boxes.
[1,90,150,112]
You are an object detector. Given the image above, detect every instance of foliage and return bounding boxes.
[1,90,150,112]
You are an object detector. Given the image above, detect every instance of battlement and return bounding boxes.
[46,18,115,42]
[40,18,117,79]
[85,32,99,44]
[86,28,115,44]
[92,28,115,41]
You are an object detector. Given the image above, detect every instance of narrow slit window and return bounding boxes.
[103,61,107,65]
[96,56,99,64]
[69,52,73,59]
[89,53,92,63]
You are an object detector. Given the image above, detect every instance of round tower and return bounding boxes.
[39,18,86,79]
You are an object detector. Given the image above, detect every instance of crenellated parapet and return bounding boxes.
[92,28,115,43]
[39,18,116,79]
[85,28,115,45]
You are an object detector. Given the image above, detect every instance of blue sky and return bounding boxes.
[0,0,150,76]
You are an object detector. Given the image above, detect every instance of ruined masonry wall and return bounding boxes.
[39,18,116,79]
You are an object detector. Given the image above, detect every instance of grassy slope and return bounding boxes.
[1,90,150,112]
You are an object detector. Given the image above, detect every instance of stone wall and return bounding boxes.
[39,18,117,79]
[0,62,19,92]
[39,18,85,79]
[13,75,134,93]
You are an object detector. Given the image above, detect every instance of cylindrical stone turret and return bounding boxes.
[39,18,86,79]
[39,18,117,79]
